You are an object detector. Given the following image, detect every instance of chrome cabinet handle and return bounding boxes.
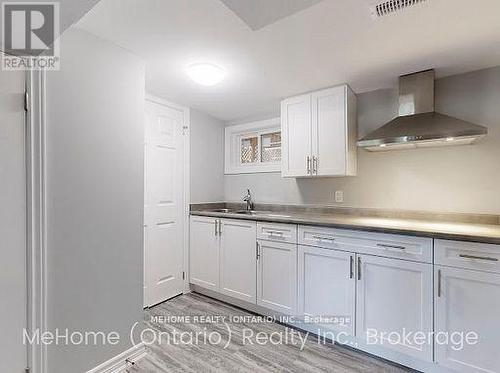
[256,242,260,260]
[306,156,311,174]
[313,156,318,174]
[349,256,354,279]
[218,220,222,235]
[267,231,284,237]
[459,254,498,262]
[357,257,361,280]
[313,235,335,242]
[377,243,406,251]
[437,269,442,297]
[214,220,218,236]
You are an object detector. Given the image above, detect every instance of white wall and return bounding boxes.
[0,62,26,373]
[190,109,225,203]
[45,28,145,372]
[225,66,500,214]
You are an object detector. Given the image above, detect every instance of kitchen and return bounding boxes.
[1,0,500,372]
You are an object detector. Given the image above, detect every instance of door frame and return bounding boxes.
[1,52,37,373]
[26,69,48,373]
[145,94,191,298]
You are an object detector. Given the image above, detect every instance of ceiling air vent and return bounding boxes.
[371,0,426,18]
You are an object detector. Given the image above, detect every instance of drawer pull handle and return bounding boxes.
[458,254,499,262]
[357,257,362,280]
[267,231,284,237]
[377,243,406,251]
[313,235,335,242]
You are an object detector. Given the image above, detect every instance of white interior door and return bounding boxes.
[0,65,27,371]
[144,99,186,307]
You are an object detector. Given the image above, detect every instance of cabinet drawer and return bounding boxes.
[299,225,433,263]
[435,239,500,273]
[257,222,297,244]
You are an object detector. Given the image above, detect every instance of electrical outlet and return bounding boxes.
[335,191,344,203]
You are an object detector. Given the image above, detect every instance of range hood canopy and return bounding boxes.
[357,70,488,151]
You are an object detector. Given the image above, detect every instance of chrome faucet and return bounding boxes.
[243,189,254,211]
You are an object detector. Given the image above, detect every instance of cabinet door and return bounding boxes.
[311,86,347,176]
[220,219,257,303]
[356,255,433,361]
[281,94,312,177]
[298,245,355,336]
[435,266,500,372]
[189,216,219,291]
[257,240,297,314]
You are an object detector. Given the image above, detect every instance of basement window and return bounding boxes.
[225,118,281,174]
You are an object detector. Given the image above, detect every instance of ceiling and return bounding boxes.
[220,0,325,30]
[76,0,500,122]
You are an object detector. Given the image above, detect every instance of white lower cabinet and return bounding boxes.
[219,219,257,303]
[190,216,257,298]
[190,217,499,372]
[298,245,355,336]
[356,254,433,362]
[257,240,297,314]
[189,216,220,291]
[435,266,500,373]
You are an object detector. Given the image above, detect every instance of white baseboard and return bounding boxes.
[86,343,147,373]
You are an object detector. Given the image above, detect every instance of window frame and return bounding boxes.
[225,117,281,174]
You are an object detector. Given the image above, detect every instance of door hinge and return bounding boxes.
[24,91,29,112]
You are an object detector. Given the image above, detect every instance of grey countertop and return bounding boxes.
[190,204,500,245]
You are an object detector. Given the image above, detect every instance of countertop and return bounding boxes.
[190,205,500,245]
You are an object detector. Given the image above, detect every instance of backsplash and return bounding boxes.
[224,66,500,214]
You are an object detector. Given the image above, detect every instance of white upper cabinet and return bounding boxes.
[281,85,357,178]
[281,94,312,177]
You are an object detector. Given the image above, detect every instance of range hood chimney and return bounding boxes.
[357,70,488,151]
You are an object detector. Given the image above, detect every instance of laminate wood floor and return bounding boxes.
[128,293,415,373]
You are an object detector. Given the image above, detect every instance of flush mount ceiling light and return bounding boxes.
[186,63,226,86]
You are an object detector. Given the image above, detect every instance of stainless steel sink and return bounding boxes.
[206,209,292,219]
[208,208,233,213]
[234,210,292,218]
[206,208,256,214]
[234,210,254,214]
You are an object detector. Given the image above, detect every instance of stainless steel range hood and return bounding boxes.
[357,70,488,151]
